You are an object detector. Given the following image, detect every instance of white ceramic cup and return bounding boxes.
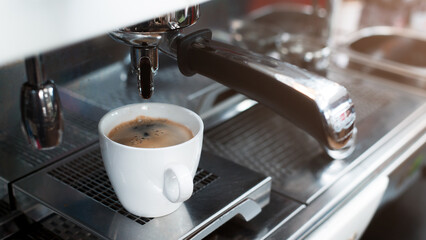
[98,103,203,217]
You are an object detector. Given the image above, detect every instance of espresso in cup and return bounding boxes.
[107,116,193,148]
[99,103,203,217]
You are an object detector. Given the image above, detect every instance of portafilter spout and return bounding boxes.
[109,5,199,99]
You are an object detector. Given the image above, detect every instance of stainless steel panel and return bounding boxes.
[13,145,275,240]
[335,27,426,90]
[61,56,217,114]
[205,191,305,240]
[382,143,426,204]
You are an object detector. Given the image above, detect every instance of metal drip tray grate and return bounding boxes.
[47,148,218,226]
[329,71,397,123]
[41,214,101,240]
[204,104,322,201]
[6,213,101,240]
[0,200,11,218]
[14,144,271,239]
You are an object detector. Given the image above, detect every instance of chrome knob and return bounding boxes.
[20,56,63,150]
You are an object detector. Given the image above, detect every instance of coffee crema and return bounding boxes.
[107,116,193,148]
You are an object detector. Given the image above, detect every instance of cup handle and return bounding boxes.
[163,164,193,203]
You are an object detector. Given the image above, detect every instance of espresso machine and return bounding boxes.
[0,0,425,239]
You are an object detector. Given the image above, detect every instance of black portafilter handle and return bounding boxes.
[175,30,356,159]
[20,56,63,150]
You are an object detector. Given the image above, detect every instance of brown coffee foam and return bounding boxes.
[108,116,193,148]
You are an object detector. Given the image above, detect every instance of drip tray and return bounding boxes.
[12,144,271,240]
[5,213,101,240]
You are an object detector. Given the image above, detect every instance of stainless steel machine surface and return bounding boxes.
[56,59,425,205]
[0,0,425,239]
[1,54,424,239]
